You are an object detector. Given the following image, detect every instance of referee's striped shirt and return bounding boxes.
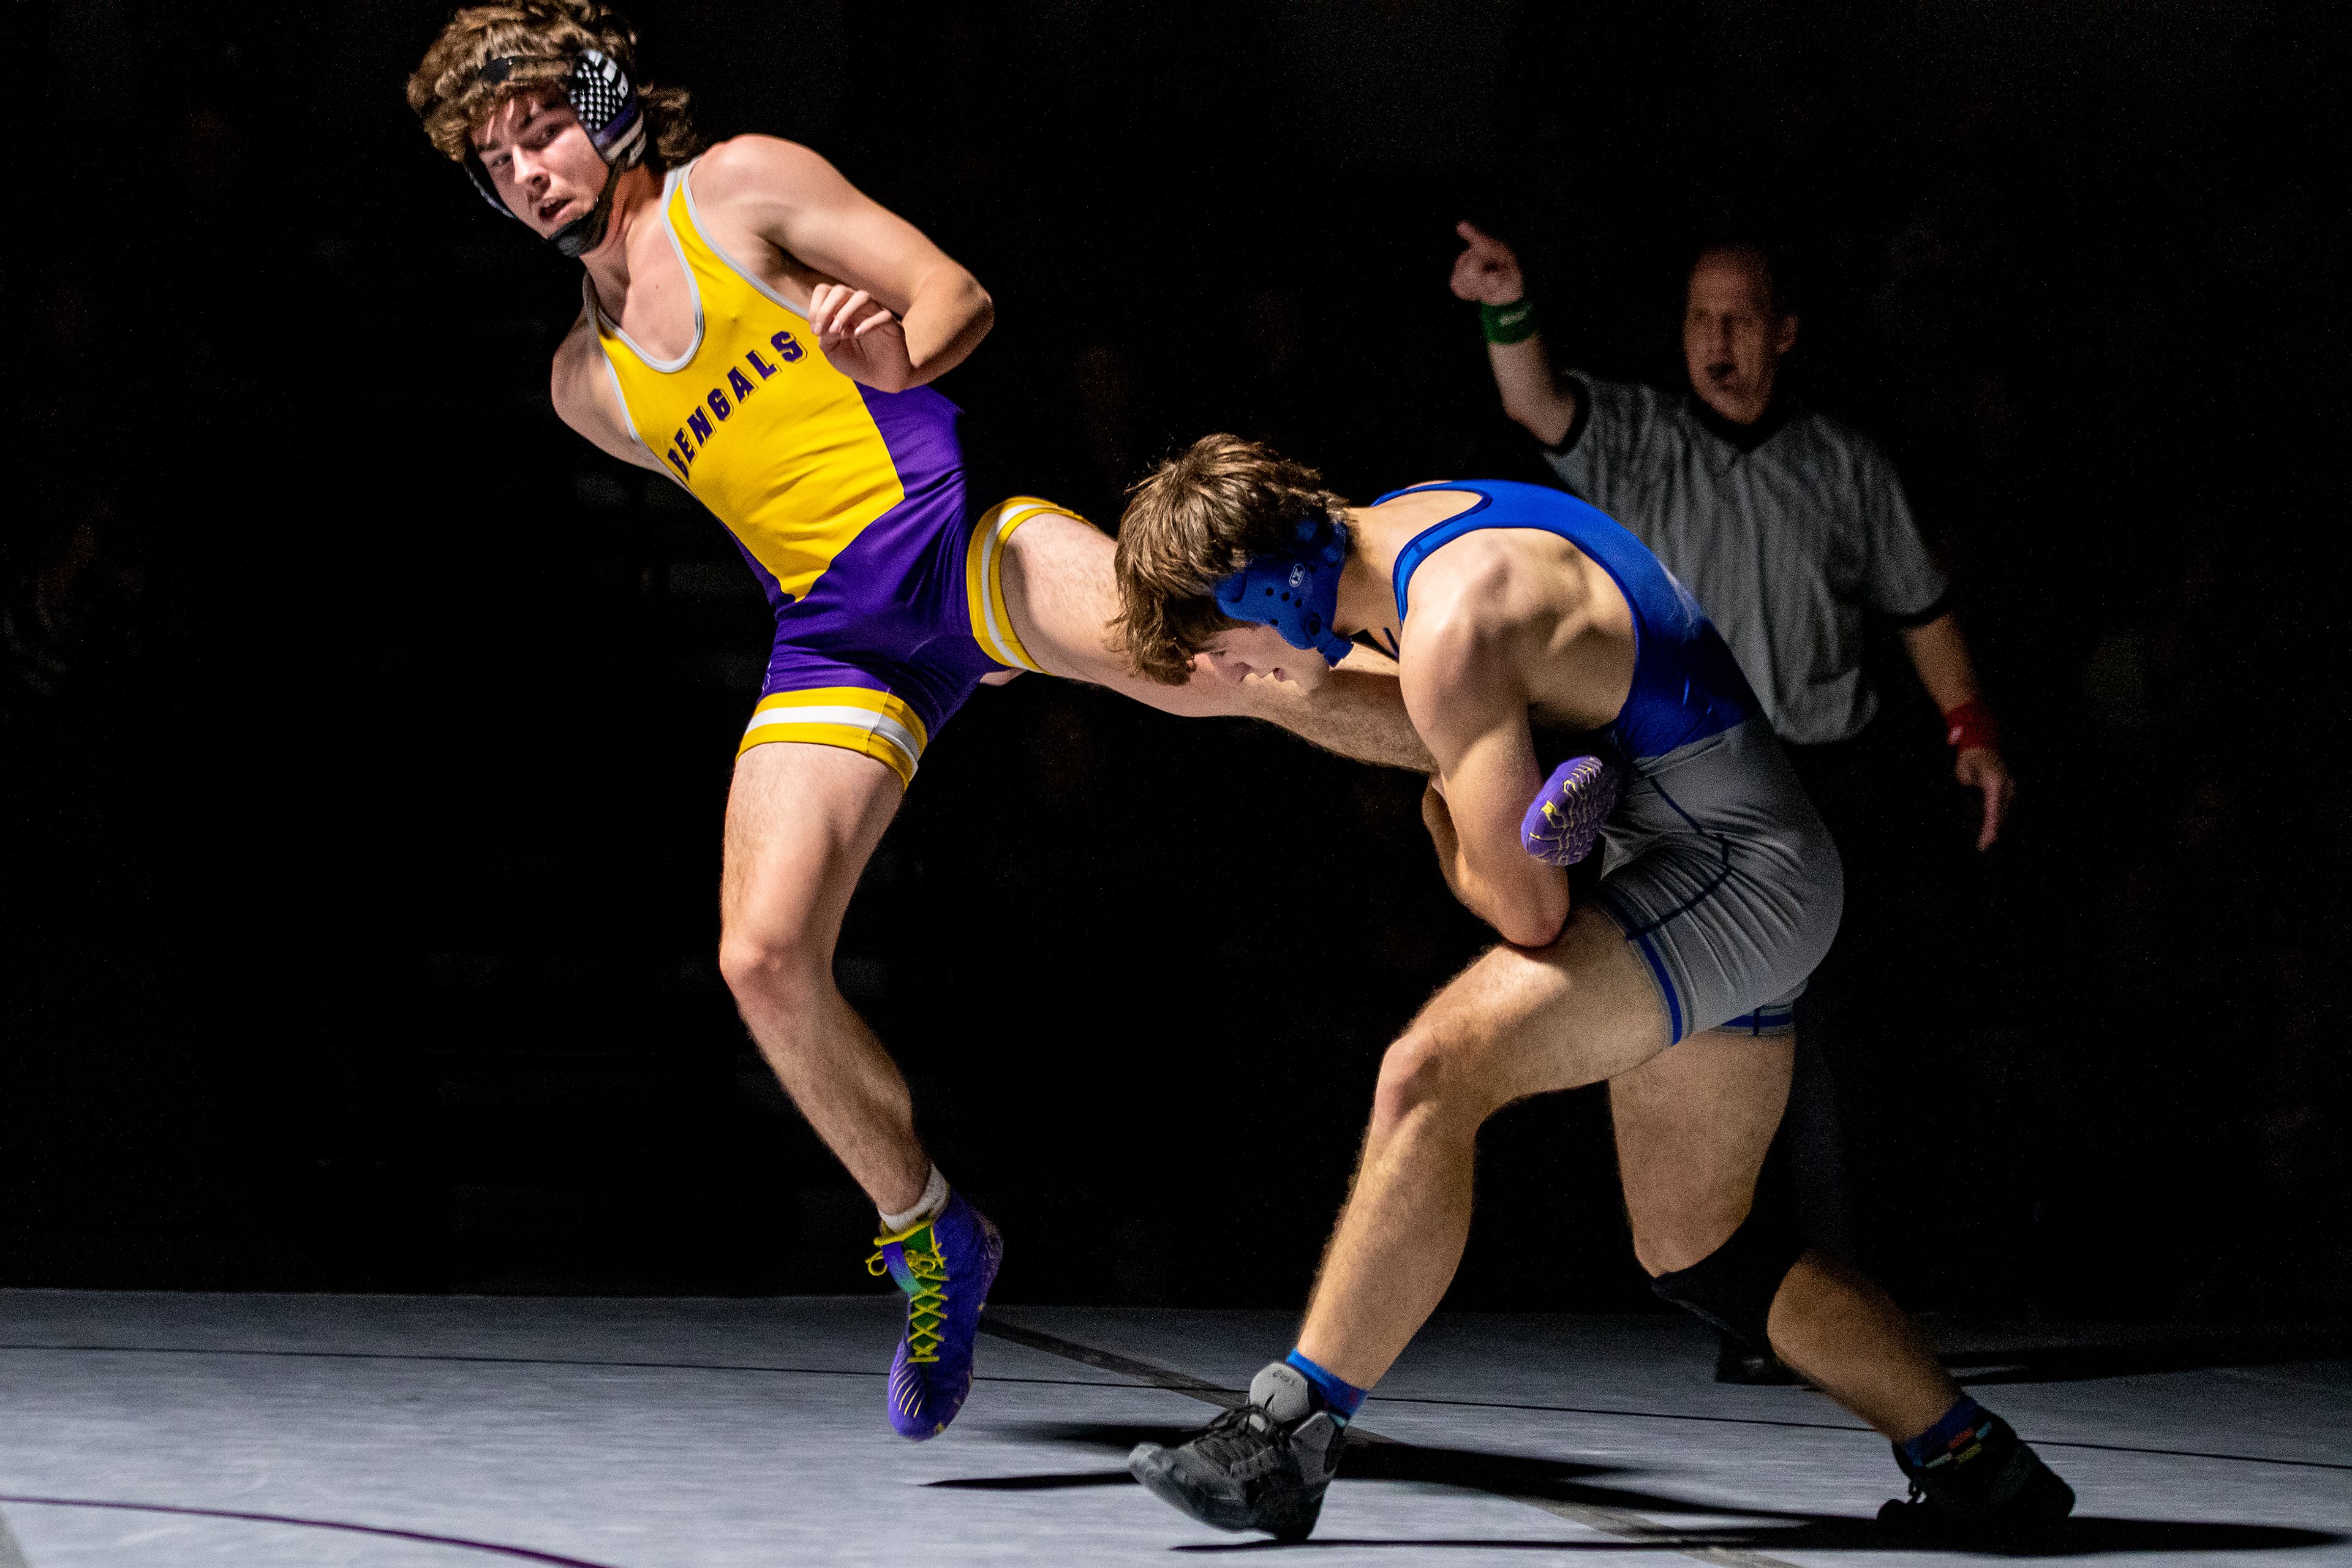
[1547,374,1950,748]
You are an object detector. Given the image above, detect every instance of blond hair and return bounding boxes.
[1112,435,1352,685]
[406,1,700,166]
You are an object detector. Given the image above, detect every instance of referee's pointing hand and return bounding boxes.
[1451,221,1526,307]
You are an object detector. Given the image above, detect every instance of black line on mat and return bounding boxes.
[0,1494,625,1567]
[978,1317,1245,1404]
[2027,1439,2352,1472]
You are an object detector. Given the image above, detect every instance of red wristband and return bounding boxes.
[1943,699,2000,752]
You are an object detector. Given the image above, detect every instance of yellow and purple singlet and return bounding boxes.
[587,160,1059,788]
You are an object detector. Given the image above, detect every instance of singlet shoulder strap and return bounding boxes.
[669,157,810,320]
[586,164,704,374]
[1373,479,1483,506]
[662,156,726,274]
[1385,482,1497,622]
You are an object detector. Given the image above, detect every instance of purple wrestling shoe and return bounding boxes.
[1521,755,1620,866]
[866,1189,1003,1439]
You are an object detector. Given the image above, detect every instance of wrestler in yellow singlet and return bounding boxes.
[588,162,1061,789]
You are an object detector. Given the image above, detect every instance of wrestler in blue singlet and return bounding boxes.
[1379,480,1843,1044]
[1385,480,1758,760]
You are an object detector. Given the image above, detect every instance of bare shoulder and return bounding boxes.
[1399,556,1523,718]
[1411,533,1561,643]
[548,313,603,419]
[688,134,842,204]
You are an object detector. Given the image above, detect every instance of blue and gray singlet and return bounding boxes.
[1381,480,1844,1042]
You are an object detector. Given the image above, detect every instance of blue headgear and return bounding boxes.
[461,48,649,259]
[1212,517,1355,667]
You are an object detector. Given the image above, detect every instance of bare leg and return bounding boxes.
[1611,1030,1792,1272]
[1293,906,1665,1389]
[997,508,1433,771]
[1769,1253,1961,1440]
[1611,1029,1961,1441]
[718,741,929,1214]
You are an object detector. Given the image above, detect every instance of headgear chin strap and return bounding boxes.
[462,48,648,260]
[1212,518,1357,667]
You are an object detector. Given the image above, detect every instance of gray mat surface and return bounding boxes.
[0,1291,2343,1566]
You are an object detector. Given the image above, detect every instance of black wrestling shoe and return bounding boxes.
[1713,1331,1802,1385]
[1128,1362,1345,1542]
[1877,1411,2076,1546]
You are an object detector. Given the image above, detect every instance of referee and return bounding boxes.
[1450,221,2016,1378]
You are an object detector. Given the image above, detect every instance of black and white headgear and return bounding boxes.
[462,47,647,259]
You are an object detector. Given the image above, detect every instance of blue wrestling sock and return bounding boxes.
[1901,1396,1990,1471]
[1284,1349,1368,1423]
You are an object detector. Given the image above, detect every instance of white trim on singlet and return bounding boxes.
[742,704,924,772]
[584,164,705,373]
[575,298,690,491]
[973,501,1053,671]
[677,161,813,322]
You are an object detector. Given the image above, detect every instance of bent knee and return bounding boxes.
[1643,1200,1806,1346]
[1630,1205,1746,1278]
[1371,1030,1504,1133]
[717,924,832,1008]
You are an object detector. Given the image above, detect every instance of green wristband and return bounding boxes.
[1480,298,1538,345]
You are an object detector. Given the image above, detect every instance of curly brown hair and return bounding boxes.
[406,1,701,167]
[1112,434,1354,685]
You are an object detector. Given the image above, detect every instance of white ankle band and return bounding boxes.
[878,1166,948,1232]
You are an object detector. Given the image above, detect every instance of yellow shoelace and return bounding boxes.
[866,1230,951,1364]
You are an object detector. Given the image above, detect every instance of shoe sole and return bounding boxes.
[1878,1466,2076,1547]
[1521,755,1619,867]
[1129,1443,1321,1542]
[1131,1444,1248,1532]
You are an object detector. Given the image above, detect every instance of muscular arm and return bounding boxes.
[1405,616,1570,947]
[1082,662,1431,772]
[1080,630,1433,773]
[693,136,991,386]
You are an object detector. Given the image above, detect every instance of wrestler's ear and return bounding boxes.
[1774,312,1800,355]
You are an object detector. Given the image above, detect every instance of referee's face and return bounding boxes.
[1684,250,1798,427]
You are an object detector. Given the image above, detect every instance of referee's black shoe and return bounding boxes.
[1129,1362,1345,1542]
[1713,1329,1803,1384]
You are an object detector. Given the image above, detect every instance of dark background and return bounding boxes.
[4,1,2345,1323]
